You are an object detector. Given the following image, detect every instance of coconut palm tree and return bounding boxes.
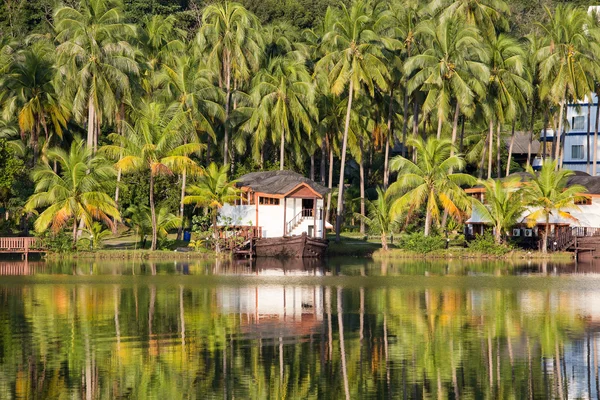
[160,55,223,238]
[433,0,510,38]
[355,187,397,251]
[54,0,138,152]
[483,33,531,178]
[24,139,120,244]
[389,137,475,236]
[315,0,389,241]
[404,17,487,144]
[537,5,598,169]
[196,1,263,165]
[523,160,586,253]
[249,55,316,170]
[101,101,201,250]
[1,46,69,164]
[472,177,527,244]
[184,162,240,253]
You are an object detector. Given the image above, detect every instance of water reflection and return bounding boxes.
[3,259,600,398]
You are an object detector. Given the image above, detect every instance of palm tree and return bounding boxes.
[355,187,397,251]
[1,46,69,164]
[24,139,120,244]
[79,221,112,250]
[196,1,263,165]
[537,5,598,169]
[404,17,487,145]
[101,101,200,251]
[184,163,240,253]
[125,204,182,248]
[54,0,138,152]
[483,33,531,178]
[389,137,475,236]
[472,177,527,244]
[160,55,222,238]
[249,55,316,170]
[316,0,389,241]
[523,160,586,253]
[433,0,510,38]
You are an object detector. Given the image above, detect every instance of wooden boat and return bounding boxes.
[254,233,328,258]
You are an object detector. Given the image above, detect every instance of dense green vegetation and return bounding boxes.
[0,0,597,252]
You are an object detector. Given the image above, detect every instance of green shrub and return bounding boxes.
[36,231,73,253]
[467,233,511,255]
[398,232,445,254]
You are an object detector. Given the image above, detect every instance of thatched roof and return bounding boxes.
[505,132,540,155]
[236,170,329,196]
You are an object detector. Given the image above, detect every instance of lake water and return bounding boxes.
[2,257,600,399]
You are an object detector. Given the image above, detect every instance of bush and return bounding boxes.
[36,231,73,253]
[467,233,511,255]
[398,232,445,254]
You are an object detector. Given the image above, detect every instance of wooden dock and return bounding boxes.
[0,237,46,260]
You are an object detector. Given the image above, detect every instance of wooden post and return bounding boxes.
[283,197,287,236]
[255,194,260,237]
[313,197,317,238]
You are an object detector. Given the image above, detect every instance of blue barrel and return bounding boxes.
[183,231,191,242]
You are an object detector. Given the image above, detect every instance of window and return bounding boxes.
[572,116,586,131]
[576,196,592,205]
[259,196,280,205]
[572,144,584,160]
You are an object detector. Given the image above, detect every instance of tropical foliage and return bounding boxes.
[0,0,596,253]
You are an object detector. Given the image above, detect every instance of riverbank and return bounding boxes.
[45,248,219,261]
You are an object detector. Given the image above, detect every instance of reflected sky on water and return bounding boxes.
[2,257,600,399]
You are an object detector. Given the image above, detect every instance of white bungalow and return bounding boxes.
[219,170,330,239]
[465,172,600,247]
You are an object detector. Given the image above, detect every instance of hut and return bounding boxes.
[218,171,331,256]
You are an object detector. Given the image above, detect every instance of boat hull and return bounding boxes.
[254,234,328,258]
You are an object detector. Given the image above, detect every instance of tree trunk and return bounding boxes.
[280,123,286,171]
[496,123,501,178]
[424,206,432,236]
[495,224,502,245]
[554,97,566,170]
[587,101,592,174]
[526,102,536,168]
[594,93,600,176]
[487,119,494,179]
[320,141,326,185]
[87,97,96,151]
[325,145,334,226]
[177,168,187,241]
[436,114,443,140]
[450,102,460,151]
[335,80,354,242]
[213,211,220,253]
[459,115,465,153]
[381,232,388,251]
[479,132,488,180]
[359,155,365,235]
[412,98,419,163]
[506,120,516,177]
[149,173,158,251]
[310,153,315,181]
[223,53,231,165]
[384,87,394,188]
[542,216,549,254]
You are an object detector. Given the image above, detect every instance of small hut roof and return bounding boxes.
[236,170,329,196]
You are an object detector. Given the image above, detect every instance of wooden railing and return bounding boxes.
[543,229,574,252]
[0,237,43,251]
[572,227,600,237]
[217,226,262,250]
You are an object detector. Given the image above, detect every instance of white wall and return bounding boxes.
[219,198,326,238]
[560,93,600,174]
[467,197,600,228]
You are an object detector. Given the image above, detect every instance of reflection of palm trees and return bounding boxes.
[337,287,350,400]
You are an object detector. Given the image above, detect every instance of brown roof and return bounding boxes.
[505,132,540,155]
[236,170,329,196]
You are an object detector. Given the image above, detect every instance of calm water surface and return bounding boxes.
[1,257,600,399]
